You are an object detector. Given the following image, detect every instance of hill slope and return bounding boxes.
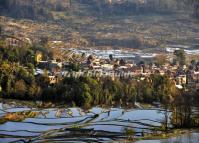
[0,0,199,50]
[0,0,198,20]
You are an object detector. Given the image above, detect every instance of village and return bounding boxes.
[2,33,199,92]
[32,44,199,91]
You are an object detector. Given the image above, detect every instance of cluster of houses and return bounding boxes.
[5,36,32,47]
[35,50,199,91]
[1,33,198,90]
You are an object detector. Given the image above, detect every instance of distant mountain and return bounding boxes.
[0,0,198,21]
[0,0,71,20]
[0,0,198,50]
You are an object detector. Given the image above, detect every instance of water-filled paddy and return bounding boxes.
[0,100,198,143]
[136,132,199,143]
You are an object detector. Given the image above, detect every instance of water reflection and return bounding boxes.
[0,100,198,143]
[136,132,199,143]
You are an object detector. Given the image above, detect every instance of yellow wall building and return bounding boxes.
[35,52,43,63]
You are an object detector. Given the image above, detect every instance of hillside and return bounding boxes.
[0,0,198,19]
[0,0,199,50]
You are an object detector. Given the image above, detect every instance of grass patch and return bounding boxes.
[0,111,39,124]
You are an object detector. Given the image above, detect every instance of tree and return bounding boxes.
[81,77,101,105]
[28,83,41,99]
[174,49,186,66]
[25,49,35,64]
[68,63,80,71]
[119,59,126,66]
[155,54,168,66]
[109,54,113,61]
[0,25,2,35]
[75,83,92,108]
[17,67,34,85]
[13,80,27,98]
[191,59,196,66]
[81,53,86,58]
[36,72,50,88]
[143,86,153,103]
[162,95,173,131]
[0,62,15,96]
[172,91,194,128]
[40,36,49,46]
[122,81,137,105]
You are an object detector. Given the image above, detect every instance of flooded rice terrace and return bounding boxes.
[68,48,157,59]
[0,100,198,143]
[136,132,199,143]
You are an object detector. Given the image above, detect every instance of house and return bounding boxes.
[49,60,63,73]
[176,84,183,89]
[92,65,101,69]
[118,66,128,70]
[131,66,142,76]
[48,76,59,84]
[5,36,31,47]
[37,61,49,69]
[93,58,101,65]
[35,52,43,63]
[176,75,187,85]
[193,71,199,82]
[159,70,165,76]
[187,71,199,89]
[101,64,114,71]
